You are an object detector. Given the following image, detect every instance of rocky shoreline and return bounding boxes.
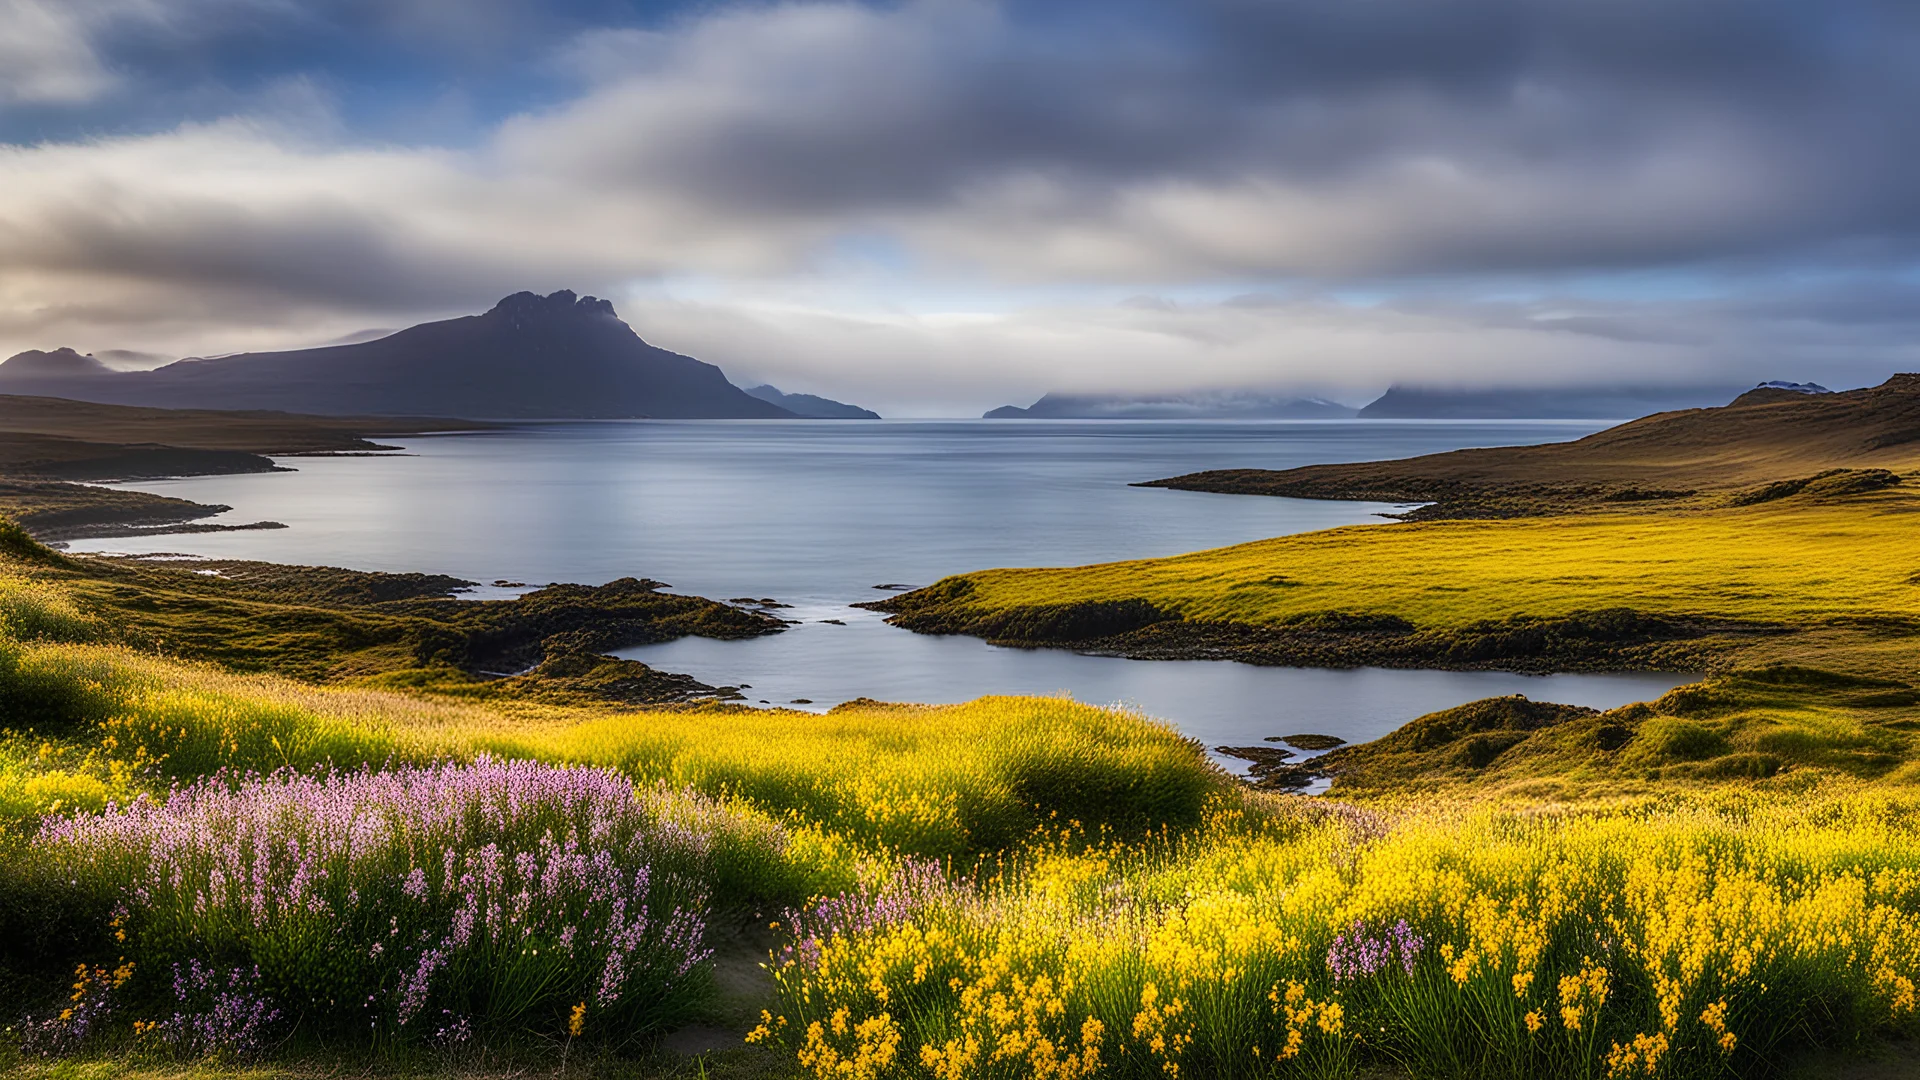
[857,586,1773,674]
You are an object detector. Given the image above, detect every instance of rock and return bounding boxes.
[1273,733,1347,750]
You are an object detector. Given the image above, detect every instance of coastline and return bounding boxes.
[0,401,791,707]
[0,398,497,542]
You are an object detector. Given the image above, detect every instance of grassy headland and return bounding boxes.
[1138,375,1920,520]
[0,522,783,707]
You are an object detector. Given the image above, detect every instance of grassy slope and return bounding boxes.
[0,630,1217,858]
[0,522,782,706]
[883,494,1920,634]
[872,494,1920,795]
[1141,374,1920,517]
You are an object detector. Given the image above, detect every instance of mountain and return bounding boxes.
[0,291,796,420]
[983,391,1357,420]
[744,384,880,419]
[0,348,113,379]
[1143,372,1920,517]
[1356,384,1748,419]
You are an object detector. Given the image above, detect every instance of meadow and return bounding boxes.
[870,492,1920,643]
[5,495,1920,1078]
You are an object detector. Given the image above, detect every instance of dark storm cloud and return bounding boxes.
[478,0,1920,279]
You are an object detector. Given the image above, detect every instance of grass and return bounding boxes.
[0,631,1216,857]
[1291,666,1920,799]
[0,538,780,702]
[876,493,1920,637]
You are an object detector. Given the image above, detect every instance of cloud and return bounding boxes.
[0,0,1917,399]
[623,284,1920,417]
[0,0,120,104]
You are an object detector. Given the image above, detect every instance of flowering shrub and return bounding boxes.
[39,758,728,1042]
[755,796,1920,1080]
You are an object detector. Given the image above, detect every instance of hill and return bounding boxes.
[744,383,880,418]
[984,390,1356,419]
[1356,382,1749,418]
[0,290,796,420]
[1142,373,1920,518]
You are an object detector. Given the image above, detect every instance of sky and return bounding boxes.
[2,0,1918,416]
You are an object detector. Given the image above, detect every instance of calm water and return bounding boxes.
[71,419,1691,757]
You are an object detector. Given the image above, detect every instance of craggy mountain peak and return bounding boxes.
[486,289,620,328]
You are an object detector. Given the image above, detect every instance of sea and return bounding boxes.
[66,419,1693,762]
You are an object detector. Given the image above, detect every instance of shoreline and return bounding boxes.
[854,590,1770,676]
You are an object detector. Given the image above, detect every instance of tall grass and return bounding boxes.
[0,573,98,644]
[497,697,1221,858]
[0,635,1221,858]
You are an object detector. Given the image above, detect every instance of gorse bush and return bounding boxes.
[39,759,745,1043]
[754,795,1920,1079]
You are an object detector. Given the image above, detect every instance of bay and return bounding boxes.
[69,419,1692,758]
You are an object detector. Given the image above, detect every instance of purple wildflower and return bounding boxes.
[781,858,956,969]
[38,758,726,1041]
[1326,918,1426,982]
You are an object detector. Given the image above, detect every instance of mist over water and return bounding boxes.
[70,419,1691,757]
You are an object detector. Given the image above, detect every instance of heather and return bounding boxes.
[36,759,774,1046]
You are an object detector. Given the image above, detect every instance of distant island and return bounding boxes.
[978,382,1816,421]
[1354,382,1756,419]
[0,290,876,421]
[984,391,1357,420]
